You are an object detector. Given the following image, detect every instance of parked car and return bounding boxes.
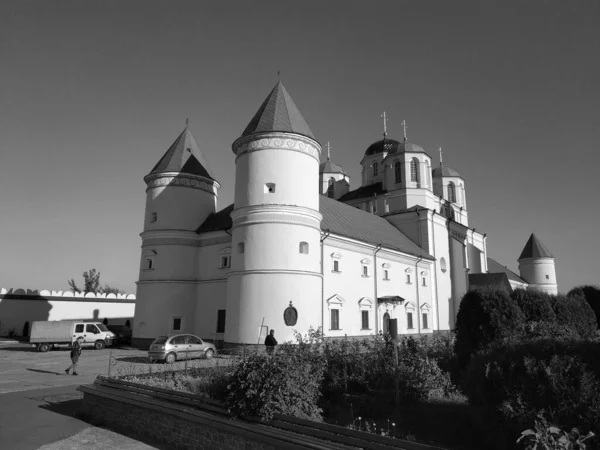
[106,325,132,345]
[148,334,216,364]
[30,320,116,352]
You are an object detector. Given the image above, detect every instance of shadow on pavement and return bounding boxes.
[27,368,64,375]
[116,356,158,363]
[0,346,37,352]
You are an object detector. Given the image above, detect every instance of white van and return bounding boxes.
[30,320,116,352]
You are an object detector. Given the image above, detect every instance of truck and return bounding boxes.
[30,320,116,352]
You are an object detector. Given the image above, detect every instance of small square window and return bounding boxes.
[265,183,276,193]
[299,242,309,254]
[384,270,389,280]
[406,274,411,284]
[150,212,157,223]
[221,256,231,268]
[172,317,182,331]
[145,258,154,270]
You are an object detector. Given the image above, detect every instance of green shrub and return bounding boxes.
[463,339,600,434]
[455,288,526,366]
[225,338,325,422]
[569,285,600,330]
[511,289,556,323]
[551,293,597,339]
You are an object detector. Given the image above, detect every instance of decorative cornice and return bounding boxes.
[144,172,220,195]
[232,132,321,163]
[226,269,323,278]
[231,204,322,231]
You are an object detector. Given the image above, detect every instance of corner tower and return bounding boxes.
[518,233,558,295]
[133,126,220,347]
[225,82,323,345]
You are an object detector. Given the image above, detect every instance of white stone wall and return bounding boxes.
[518,257,558,295]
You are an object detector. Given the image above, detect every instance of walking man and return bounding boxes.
[65,337,83,375]
[264,329,277,355]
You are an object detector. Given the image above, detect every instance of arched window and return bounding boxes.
[394,161,402,184]
[410,159,419,182]
[440,257,447,273]
[447,182,456,203]
[373,162,379,176]
[327,178,335,198]
[237,242,245,254]
[299,242,309,254]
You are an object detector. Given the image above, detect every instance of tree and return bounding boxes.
[568,285,600,330]
[68,269,125,295]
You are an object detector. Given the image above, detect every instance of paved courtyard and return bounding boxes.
[0,341,161,450]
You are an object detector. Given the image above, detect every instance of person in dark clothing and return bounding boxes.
[264,329,277,354]
[65,337,83,375]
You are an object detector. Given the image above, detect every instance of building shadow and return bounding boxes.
[0,345,37,352]
[0,293,53,338]
[26,368,63,375]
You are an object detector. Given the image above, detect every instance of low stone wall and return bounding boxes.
[78,376,446,450]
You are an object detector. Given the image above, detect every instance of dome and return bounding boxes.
[320,159,347,175]
[432,166,461,178]
[364,138,426,157]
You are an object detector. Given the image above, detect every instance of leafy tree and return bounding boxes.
[551,292,597,339]
[68,269,125,295]
[511,289,556,323]
[568,285,600,330]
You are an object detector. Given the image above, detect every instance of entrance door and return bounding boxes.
[383,313,390,334]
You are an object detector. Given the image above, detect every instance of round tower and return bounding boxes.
[132,126,220,347]
[518,233,558,295]
[225,82,323,345]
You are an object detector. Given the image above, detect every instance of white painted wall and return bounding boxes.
[518,257,558,295]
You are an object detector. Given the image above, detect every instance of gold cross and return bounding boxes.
[381,112,388,137]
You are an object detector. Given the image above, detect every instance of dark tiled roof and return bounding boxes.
[487,257,527,284]
[364,139,426,157]
[320,159,347,175]
[469,273,513,293]
[518,233,554,260]
[432,166,461,178]
[337,182,387,202]
[196,197,434,260]
[241,82,315,140]
[196,204,234,233]
[320,195,434,260]
[149,127,216,181]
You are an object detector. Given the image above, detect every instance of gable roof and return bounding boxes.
[487,257,527,284]
[149,127,216,181]
[241,82,315,140]
[469,272,513,293]
[518,233,554,260]
[196,196,433,260]
[337,182,387,203]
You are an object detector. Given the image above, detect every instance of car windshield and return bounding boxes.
[97,324,109,332]
[152,336,168,345]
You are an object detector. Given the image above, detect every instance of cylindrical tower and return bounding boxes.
[225,82,323,345]
[132,126,220,347]
[518,233,558,295]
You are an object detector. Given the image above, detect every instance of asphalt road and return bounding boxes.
[0,341,159,450]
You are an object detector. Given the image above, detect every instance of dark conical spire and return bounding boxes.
[241,82,315,139]
[149,127,216,181]
[518,233,554,260]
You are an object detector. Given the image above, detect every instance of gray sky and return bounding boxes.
[1,0,598,294]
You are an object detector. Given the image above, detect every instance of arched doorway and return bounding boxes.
[383,312,390,334]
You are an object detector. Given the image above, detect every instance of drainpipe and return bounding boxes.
[373,244,383,335]
[415,255,423,335]
[320,229,332,336]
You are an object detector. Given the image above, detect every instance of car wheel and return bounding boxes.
[165,353,176,364]
[38,343,50,352]
[94,340,105,350]
[204,349,214,360]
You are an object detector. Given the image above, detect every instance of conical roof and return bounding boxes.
[518,233,554,260]
[149,127,216,181]
[320,159,347,175]
[241,82,315,140]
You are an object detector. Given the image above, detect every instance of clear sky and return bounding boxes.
[1,1,598,294]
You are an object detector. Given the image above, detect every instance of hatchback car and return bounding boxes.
[148,334,216,364]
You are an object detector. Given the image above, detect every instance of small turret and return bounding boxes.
[319,142,349,199]
[518,233,558,295]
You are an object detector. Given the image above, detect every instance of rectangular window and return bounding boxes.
[75,324,84,333]
[407,312,414,330]
[216,310,226,333]
[362,266,368,276]
[406,274,411,284]
[384,270,389,280]
[330,309,340,330]
[172,317,182,331]
[145,258,154,270]
[333,260,340,272]
[422,277,427,286]
[221,256,231,268]
[422,313,429,329]
[372,202,377,214]
[361,311,369,329]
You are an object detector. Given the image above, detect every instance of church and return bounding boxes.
[131,82,558,348]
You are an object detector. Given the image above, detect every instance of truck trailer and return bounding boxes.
[30,320,116,352]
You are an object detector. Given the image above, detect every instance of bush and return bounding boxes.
[511,289,556,323]
[462,339,600,434]
[455,288,526,366]
[225,334,325,423]
[551,293,597,339]
[568,285,600,331]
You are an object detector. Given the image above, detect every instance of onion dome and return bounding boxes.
[320,159,347,175]
[432,166,461,178]
[364,138,426,157]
